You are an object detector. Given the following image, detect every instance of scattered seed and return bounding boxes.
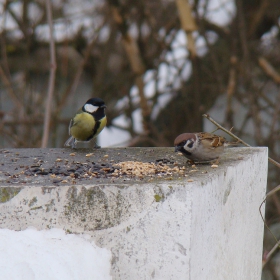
[70,153,76,156]
[211,164,219,168]
[187,179,194,182]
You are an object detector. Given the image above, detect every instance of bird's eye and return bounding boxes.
[186,140,194,148]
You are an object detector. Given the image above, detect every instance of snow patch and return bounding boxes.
[0,228,112,280]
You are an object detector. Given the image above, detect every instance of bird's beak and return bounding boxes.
[174,146,179,152]
[101,105,107,109]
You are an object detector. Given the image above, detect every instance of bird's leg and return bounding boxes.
[71,140,77,149]
[93,141,101,149]
[211,158,220,165]
[187,159,195,165]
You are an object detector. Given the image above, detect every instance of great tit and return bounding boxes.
[64,97,107,149]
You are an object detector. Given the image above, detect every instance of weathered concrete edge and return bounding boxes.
[0,147,268,280]
[189,146,268,280]
[0,147,268,233]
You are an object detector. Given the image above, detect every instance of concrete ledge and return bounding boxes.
[0,147,268,279]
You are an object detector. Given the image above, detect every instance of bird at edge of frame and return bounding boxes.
[64,97,107,149]
[174,132,238,164]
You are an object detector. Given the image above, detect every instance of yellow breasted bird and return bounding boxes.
[64,97,107,149]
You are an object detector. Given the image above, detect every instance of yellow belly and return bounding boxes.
[70,113,107,141]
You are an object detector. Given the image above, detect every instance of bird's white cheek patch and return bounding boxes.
[184,139,198,151]
[183,143,191,152]
[84,104,99,113]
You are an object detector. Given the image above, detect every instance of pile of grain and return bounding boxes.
[113,161,186,177]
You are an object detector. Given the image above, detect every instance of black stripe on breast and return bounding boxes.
[86,120,101,141]
[92,108,105,121]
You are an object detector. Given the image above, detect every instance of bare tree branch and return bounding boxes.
[0,66,23,109]
[225,56,237,127]
[176,0,197,57]
[258,57,280,84]
[41,0,57,148]
[248,0,269,38]
[108,0,151,133]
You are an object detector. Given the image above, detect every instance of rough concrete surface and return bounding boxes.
[0,147,268,280]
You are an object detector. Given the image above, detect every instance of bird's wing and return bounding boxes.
[68,119,74,135]
[68,107,83,135]
[199,132,226,148]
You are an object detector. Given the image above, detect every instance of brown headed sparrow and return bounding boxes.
[174,132,229,163]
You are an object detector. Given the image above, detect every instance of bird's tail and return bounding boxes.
[225,140,241,147]
[64,136,76,148]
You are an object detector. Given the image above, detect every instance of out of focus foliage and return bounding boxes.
[0,0,280,277]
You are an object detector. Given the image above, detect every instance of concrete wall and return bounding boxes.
[0,147,268,279]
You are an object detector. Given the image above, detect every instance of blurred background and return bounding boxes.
[0,0,280,278]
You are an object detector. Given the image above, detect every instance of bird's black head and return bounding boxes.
[83,98,106,119]
[85,98,106,109]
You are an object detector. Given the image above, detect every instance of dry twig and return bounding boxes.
[258,57,280,84]
[202,114,280,169]
[259,185,280,268]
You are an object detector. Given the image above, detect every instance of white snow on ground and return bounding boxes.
[0,228,112,280]
[99,125,131,147]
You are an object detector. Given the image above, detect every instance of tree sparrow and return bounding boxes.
[174,132,228,163]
